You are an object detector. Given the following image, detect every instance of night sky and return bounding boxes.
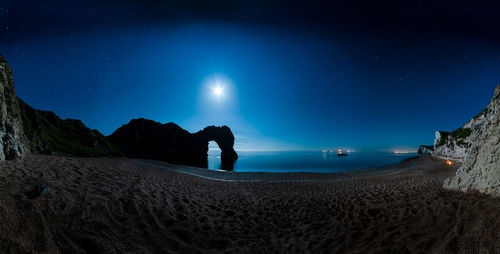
[1,0,500,151]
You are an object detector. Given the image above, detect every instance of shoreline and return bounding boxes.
[136,155,458,182]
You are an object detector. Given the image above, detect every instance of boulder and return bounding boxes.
[108,118,238,169]
[443,85,500,196]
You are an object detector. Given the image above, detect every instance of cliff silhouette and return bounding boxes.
[109,118,238,169]
[0,55,237,169]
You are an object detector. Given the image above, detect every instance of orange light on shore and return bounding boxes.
[446,160,454,166]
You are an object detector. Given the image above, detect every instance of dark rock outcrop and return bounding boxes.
[18,99,122,157]
[109,118,238,169]
[417,145,433,155]
[0,55,25,160]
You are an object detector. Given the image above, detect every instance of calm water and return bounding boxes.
[207,150,418,173]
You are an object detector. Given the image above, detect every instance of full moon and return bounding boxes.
[213,86,223,97]
[203,75,233,102]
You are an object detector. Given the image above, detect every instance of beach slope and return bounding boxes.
[0,155,499,253]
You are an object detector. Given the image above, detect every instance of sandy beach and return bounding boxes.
[1,155,499,253]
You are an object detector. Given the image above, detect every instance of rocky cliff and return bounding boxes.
[432,106,488,161]
[0,55,121,159]
[443,85,500,196]
[109,118,238,169]
[432,129,471,161]
[417,145,433,155]
[0,55,238,167]
[0,55,26,160]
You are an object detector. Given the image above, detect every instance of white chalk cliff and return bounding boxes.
[432,104,488,161]
[443,85,500,196]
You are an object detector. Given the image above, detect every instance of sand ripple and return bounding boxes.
[0,155,499,253]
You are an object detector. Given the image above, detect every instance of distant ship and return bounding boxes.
[337,149,348,156]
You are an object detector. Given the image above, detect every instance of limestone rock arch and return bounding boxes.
[109,118,238,170]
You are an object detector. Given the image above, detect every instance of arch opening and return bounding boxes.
[207,141,222,169]
[207,140,235,170]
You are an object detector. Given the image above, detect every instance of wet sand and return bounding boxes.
[0,155,499,253]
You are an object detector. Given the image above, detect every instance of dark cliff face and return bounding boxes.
[0,54,121,159]
[18,98,122,157]
[109,118,238,169]
[0,55,238,164]
[0,55,26,160]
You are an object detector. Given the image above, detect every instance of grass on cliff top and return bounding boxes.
[436,107,486,147]
[437,128,472,147]
[19,99,122,157]
[473,107,488,120]
[38,117,122,157]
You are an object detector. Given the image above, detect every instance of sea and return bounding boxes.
[207,150,419,173]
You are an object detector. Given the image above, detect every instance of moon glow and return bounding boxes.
[213,86,223,97]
